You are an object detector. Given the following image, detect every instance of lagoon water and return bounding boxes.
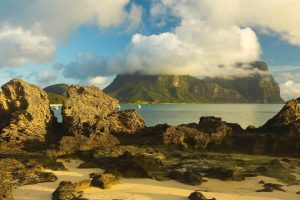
[52,104,284,128]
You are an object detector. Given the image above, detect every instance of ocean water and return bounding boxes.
[51,104,284,128]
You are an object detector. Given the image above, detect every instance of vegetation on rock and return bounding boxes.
[104,61,283,103]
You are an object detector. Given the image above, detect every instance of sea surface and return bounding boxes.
[51,104,284,128]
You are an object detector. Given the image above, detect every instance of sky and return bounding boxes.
[0,0,300,100]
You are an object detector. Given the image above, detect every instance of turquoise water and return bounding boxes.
[51,104,284,128]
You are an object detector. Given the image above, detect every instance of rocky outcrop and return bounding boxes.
[91,173,119,189]
[188,191,216,200]
[0,79,55,144]
[159,117,244,150]
[95,109,145,135]
[58,85,145,153]
[260,99,300,135]
[62,85,119,136]
[62,85,144,137]
[52,181,87,200]
[162,125,210,149]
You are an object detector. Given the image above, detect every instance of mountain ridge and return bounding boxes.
[104,61,283,103]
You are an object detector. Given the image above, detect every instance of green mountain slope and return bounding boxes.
[104,62,283,103]
[44,83,69,104]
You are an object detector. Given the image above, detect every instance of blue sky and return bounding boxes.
[0,0,300,100]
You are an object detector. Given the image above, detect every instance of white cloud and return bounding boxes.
[0,0,141,40]
[280,80,300,100]
[0,0,141,68]
[0,24,54,68]
[88,76,108,86]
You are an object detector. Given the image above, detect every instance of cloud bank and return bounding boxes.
[0,24,54,68]
[62,0,300,81]
[0,0,141,68]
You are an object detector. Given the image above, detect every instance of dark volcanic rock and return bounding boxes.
[188,191,216,200]
[0,79,55,144]
[261,99,300,134]
[91,173,119,189]
[198,116,244,150]
[256,183,286,192]
[168,169,205,185]
[62,85,119,136]
[0,158,58,187]
[205,167,245,181]
[162,126,209,149]
[58,133,119,154]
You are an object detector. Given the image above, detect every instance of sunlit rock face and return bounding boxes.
[261,99,300,135]
[0,79,55,143]
[62,85,119,136]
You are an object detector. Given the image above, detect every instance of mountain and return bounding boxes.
[104,61,283,103]
[44,83,69,104]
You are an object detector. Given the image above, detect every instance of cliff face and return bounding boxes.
[104,62,283,103]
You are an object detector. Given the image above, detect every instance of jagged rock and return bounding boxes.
[0,183,13,200]
[168,169,205,185]
[256,183,286,192]
[62,85,119,136]
[205,167,245,181]
[198,116,243,149]
[91,173,118,189]
[93,150,163,179]
[261,99,300,134]
[58,133,119,154]
[162,125,209,149]
[0,158,58,186]
[62,85,144,137]
[95,109,145,134]
[0,79,55,144]
[52,181,86,200]
[188,191,216,200]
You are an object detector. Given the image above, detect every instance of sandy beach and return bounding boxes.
[12,159,300,200]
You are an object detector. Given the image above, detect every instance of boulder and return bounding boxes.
[188,191,216,200]
[198,116,243,149]
[261,99,300,134]
[91,173,118,189]
[162,125,209,149]
[62,85,145,136]
[52,181,86,200]
[0,79,55,143]
[256,183,286,192]
[62,85,118,136]
[168,169,205,185]
[95,109,145,134]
